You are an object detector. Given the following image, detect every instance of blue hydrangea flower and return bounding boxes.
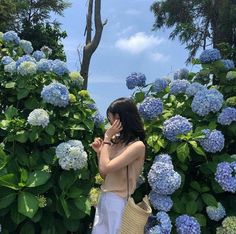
[3,31,20,44]
[138,97,163,120]
[41,82,69,107]
[173,68,189,80]
[17,61,37,76]
[19,40,33,54]
[185,82,206,97]
[215,161,236,193]
[55,140,88,170]
[217,107,236,125]
[149,190,173,212]
[16,55,36,68]
[93,112,104,126]
[206,202,226,221]
[221,59,235,70]
[163,115,192,142]
[199,48,221,63]
[148,161,181,195]
[37,59,52,72]
[199,129,225,153]
[126,72,146,89]
[191,88,224,116]
[175,215,201,234]
[153,154,172,165]
[32,50,46,61]
[4,61,16,73]
[87,103,97,110]
[1,56,14,65]
[152,78,168,92]
[169,80,190,95]
[52,59,69,76]
[27,109,49,128]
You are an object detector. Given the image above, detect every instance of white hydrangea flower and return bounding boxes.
[27,109,49,128]
[4,61,16,73]
[56,140,88,170]
[17,61,37,76]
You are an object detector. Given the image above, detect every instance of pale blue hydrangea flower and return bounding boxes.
[126,72,146,89]
[185,82,206,97]
[152,78,168,92]
[16,55,36,68]
[199,129,225,153]
[27,109,49,128]
[138,97,163,120]
[149,190,173,212]
[216,216,236,234]
[51,59,69,76]
[226,71,236,80]
[4,61,16,73]
[217,107,236,125]
[3,31,20,44]
[175,215,201,234]
[19,40,33,54]
[1,56,14,65]
[221,59,235,70]
[37,59,52,72]
[87,103,97,110]
[55,140,88,170]
[173,68,189,80]
[215,161,236,193]
[93,112,104,126]
[32,50,46,61]
[169,80,190,95]
[148,212,172,234]
[148,161,181,195]
[206,202,226,221]
[163,115,192,142]
[199,48,221,63]
[153,154,172,165]
[191,88,224,116]
[17,61,37,76]
[41,82,69,107]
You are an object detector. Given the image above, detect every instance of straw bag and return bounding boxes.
[119,166,152,234]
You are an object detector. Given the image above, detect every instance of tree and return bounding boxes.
[151,0,236,62]
[80,0,107,89]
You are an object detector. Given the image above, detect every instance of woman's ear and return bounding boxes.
[114,113,120,119]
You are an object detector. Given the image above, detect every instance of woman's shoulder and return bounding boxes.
[127,140,145,151]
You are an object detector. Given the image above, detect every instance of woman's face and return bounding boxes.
[107,112,120,125]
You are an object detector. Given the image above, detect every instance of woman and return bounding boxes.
[91,97,146,234]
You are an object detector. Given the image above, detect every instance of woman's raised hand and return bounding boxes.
[91,137,103,153]
[105,119,123,140]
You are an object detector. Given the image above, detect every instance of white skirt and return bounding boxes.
[92,191,127,234]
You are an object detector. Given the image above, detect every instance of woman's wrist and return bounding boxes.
[104,133,112,142]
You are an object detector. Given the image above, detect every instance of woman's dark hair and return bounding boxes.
[106,97,145,145]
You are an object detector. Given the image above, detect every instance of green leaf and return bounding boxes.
[10,206,26,225]
[63,218,80,232]
[177,143,189,162]
[134,91,145,103]
[45,124,56,136]
[29,130,39,142]
[59,171,76,191]
[194,213,207,227]
[67,187,83,198]
[5,82,16,89]
[25,98,38,109]
[201,193,218,206]
[20,222,35,234]
[15,131,28,143]
[0,147,9,170]
[26,170,51,187]
[0,174,19,190]
[186,200,198,215]
[5,106,18,119]
[74,196,91,215]
[17,89,30,100]
[190,181,201,193]
[191,143,206,156]
[18,192,39,218]
[59,195,70,218]
[0,193,16,209]
[168,142,178,154]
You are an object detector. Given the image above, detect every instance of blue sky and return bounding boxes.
[53,0,197,116]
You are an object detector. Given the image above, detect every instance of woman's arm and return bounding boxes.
[96,152,106,179]
[99,141,145,175]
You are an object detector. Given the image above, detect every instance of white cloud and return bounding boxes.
[149,52,170,62]
[115,32,164,54]
[116,26,134,37]
[125,9,140,15]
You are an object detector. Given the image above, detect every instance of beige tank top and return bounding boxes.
[100,141,144,198]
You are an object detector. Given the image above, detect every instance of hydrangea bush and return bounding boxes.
[127,46,236,233]
[0,31,104,233]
